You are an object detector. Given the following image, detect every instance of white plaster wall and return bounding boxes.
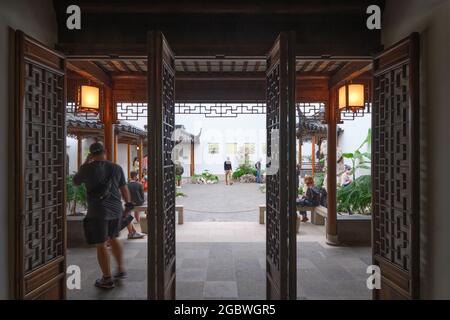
[383,0,450,299]
[338,114,372,177]
[0,0,57,299]
[67,137,78,174]
[117,144,129,177]
[176,114,267,174]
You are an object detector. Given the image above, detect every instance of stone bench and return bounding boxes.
[139,205,184,234]
[259,205,316,234]
[304,205,372,246]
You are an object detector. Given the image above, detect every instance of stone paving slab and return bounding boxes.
[67,240,371,300]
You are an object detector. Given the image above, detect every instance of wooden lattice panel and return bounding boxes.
[23,62,65,273]
[266,63,281,271]
[373,63,411,270]
[162,62,176,268]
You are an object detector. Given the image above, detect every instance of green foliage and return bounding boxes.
[314,173,325,189]
[66,175,87,215]
[337,175,372,215]
[342,129,372,181]
[191,170,219,183]
[232,164,257,180]
[298,187,304,196]
[176,191,187,198]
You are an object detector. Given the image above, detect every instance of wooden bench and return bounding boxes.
[139,205,185,234]
[259,205,316,234]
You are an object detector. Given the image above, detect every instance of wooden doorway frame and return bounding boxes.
[9,29,67,300]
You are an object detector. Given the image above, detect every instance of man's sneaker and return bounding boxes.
[95,276,115,289]
[114,271,128,280]
[128,232,145,240]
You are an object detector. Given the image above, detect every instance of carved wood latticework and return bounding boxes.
[265,32,297,300]
[372,34,420,300]
[148,31,176,300]
[13,31,67,299]
[24,62,65,273]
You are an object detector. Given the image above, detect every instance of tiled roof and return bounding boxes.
[66,113,146,138]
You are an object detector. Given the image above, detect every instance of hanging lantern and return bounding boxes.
[338,83,365,113]
[78,85,100,113]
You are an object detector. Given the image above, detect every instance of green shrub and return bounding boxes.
[191,170,219,183]
[337,175,372,215]
[314,173,325,189]
[232,164,257,180]
[66,175,87,215]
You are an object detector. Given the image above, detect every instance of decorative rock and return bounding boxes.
[240,174,256,183]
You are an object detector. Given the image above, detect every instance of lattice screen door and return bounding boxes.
[147,31,177,300]
[266,32,297,300]
[372,33,420,300]
[11,30,67,299]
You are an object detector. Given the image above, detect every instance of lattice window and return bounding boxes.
[162,64,176,268]
[266,63,281,270]
[175,102,266,118]
[116,103,148,121]
[296,103,326,122]
[24,62,65,273]
[373,63,411,271]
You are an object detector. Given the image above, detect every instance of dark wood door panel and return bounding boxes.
[12,30,67,300]
[148,31,177,300]
[372,33,420,300]
[265,31,297,300]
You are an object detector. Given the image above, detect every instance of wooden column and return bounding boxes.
[127,143,131,180]
[311,135,316,178]
[103,87,115,161]
[298,138,302,166]
[326,90,338,245]
[77,135,82,169]
[190,139,195,176]
[113,134,118,163]
[138,138,143,179]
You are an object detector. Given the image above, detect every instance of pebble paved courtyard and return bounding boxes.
[67,181,371,300]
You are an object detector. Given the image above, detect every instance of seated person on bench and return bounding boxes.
[126,171,145,239]
[297,176,320,223]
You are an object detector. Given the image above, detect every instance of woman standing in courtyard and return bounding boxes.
[224,157,233,185]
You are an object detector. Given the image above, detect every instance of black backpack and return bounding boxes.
[89,166,116,201]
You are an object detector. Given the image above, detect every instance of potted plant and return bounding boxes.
[66,175,87,216]
[66,175,88,247]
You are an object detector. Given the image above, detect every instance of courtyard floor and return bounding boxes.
[67,182,372,300]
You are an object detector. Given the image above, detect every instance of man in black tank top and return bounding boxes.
[73,142,134,289]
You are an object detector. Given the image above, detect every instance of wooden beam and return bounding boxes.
[190,140,195,177]
[77,135,82,170]
[138,138,143,179]
[329,61,373,88]
[326,88,338,245]
[298,138,302,167]
[127,143,131,180]
[103,87,115,161]
[69,1,379,15]
[311,135,316,178]
[114,134,118,163]
[66,60,112,87]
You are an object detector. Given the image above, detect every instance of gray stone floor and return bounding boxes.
[176,182,265,222]
[67,182,372,300]
[67,241,371,300]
